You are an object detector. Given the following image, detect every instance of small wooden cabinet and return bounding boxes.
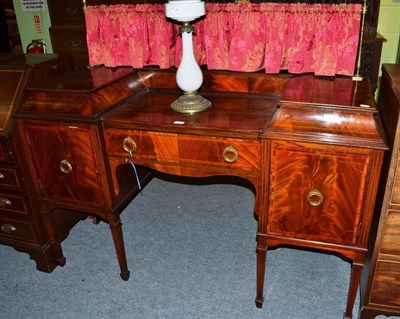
[268,140,371,246]
[359,64,400,318]
[22,121,107,207]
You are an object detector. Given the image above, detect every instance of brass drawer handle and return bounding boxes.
[66,7,79,15]
[0,197,11,207]
[0,173,4,180]
[223,146,238,163]
[60,160,73,174]
[307,189,324,207]
[1,224,16,234]
[69,40,82,47]
[123,137,137,153]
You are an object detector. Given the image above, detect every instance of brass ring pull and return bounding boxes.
[60,160,73,174]
[0,197,11,207]
[66,7,79,15]
[69,40,82,47]
[307,189,324,207]
[1,224,16,234]
[123,137,137,153]
[0,173,4,179]
[222,145,239,163]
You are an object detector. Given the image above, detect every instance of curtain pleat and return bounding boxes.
[85,3,361,76]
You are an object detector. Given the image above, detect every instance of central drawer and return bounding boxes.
[103,129,261,172]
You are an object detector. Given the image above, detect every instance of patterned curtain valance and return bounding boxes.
[85,3,362,76]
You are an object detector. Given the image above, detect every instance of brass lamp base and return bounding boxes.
[171,92,212,114]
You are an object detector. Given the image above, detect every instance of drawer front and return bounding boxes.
[48,0,85,25]
[104,130,261,172]
[50,27,88,55]
[268,141,371,246]
[0,167,21,190]
[0,216,36,243]
[380,210,400,256]
[23,121,106,207]
[370,260,400,308]
[0,192,28,215]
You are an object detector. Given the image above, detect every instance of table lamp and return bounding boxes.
[165,0,212,114]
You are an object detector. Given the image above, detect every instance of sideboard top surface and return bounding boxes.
[16,67,387,148]
[103,90,279,138]
[0,54,71,137]
[24,67,136,92]
[19,67,378,115]
[282,75,376,110]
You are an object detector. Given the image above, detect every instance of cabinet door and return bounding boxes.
[268,141,371,246]
[23,121,106,208]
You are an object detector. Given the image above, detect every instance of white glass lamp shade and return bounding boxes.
[165,0,205,22]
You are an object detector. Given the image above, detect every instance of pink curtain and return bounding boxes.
[85,3,361,76]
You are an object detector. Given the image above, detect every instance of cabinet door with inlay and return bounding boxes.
[268,140,372,246]
[22,121,107,208]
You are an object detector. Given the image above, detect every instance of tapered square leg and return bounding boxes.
[344,256,365,319]
[109,216,130,281]
[255,236,267,308]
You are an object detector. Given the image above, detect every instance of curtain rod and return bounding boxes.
[82,1,362,12]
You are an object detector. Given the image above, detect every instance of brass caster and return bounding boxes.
[255,297,264,308]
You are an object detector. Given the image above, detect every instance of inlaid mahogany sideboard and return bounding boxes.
[359,64,400,318]
[12,66,387,319]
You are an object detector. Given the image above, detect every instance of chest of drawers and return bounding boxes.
[0,53,80,272]
[48,0,88,69]
[0,67,28,240]
[359,64,400,318]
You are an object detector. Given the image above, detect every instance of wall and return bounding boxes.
[12,0,52,53]
[377,0,400,68]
